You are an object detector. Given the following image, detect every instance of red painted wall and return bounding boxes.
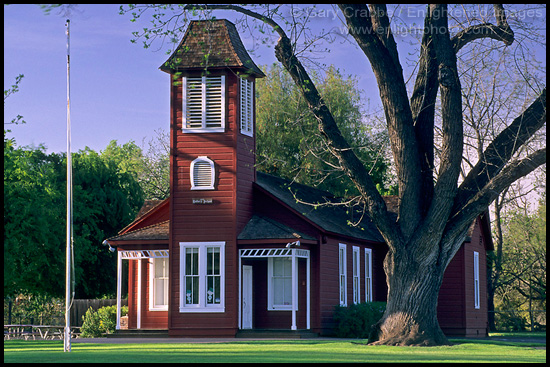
[317,236,387,335]
[438,217,489,337]
[127,259,168,329]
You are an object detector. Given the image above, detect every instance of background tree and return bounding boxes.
[256,63,394,197]
[4,142,144,298]
[4,74,26,129]
[494,199,546,331]
[137,129,170,200]
[123,4,546,346]
[4,143,65,297]
[101,131,170,200]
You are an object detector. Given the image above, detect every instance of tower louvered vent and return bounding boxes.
[191,156,215,190]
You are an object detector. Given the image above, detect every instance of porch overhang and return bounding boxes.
[238,247,310,331]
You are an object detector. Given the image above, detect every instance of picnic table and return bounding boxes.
[4,325,79,340]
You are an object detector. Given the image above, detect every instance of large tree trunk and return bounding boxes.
[368,250,449,346]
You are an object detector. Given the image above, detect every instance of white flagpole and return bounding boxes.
[64,18,73,353]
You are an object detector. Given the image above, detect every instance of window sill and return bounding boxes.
[268,307,298,311]
[179,307,225,313]
[149,306,168,312]
[182,128,225,134]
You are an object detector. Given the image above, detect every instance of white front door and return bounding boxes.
[242,265,253,329]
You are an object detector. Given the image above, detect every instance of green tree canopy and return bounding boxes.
[101,136,170,200]
[256,63,395,197]
[4,141,144,298]
[495,200,546,330]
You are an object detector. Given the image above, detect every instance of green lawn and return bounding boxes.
[3,338,545,363]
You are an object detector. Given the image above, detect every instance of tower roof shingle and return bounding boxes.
[159,19,265,77]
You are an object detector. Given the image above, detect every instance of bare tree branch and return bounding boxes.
[451,4,515,52]
[444,147,546,254]
[457,88,546,209]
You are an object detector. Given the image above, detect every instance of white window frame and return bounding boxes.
[179,242,225,313]
[339,243,347,306]
[190,156,215,190]
[365,248,373,302]
[182,76,225,133]
[352,246,360,304]
[240,77,254,137]
[149,257,169,311]
[267,257,297,311]
[473,251,480,309]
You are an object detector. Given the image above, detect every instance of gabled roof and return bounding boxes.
[254,172,385,243]
[159,19,265,77]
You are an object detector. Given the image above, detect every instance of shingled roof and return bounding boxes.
[254,172,385,243]
[238,215,316,241]
[159,19,265,77]
[107,220,169,241]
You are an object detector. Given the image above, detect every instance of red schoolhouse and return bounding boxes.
[105,19,493,338]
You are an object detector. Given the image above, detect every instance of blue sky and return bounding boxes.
[4,4,182,153]
[4,4,545,156]
[4,4,380,154]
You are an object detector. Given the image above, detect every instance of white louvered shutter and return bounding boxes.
[184,77,203,129]
[205,76,224,128]
[183,76,225,132]
[240,78,253,136]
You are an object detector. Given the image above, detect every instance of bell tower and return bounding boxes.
[159,19,264,336]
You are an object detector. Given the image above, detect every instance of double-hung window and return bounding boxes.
[180,242,225,312]
[352,246,360,304]
[473,251,480,309]
[365,248,373,302]
[240,77,253,136]
[182,76,225,133]
[339,244,347,306]
[268,257,295,310]
[149,257,169,311]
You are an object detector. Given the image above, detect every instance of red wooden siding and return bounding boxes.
[317,236,387,335]
[463,219,489,336]
[127,259,168,329]
[438,217,489,337]
[438,246,466,334]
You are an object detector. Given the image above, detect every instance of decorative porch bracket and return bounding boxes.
[119,249,169,259]
[238,248,310,331]
[239,248,309,259]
